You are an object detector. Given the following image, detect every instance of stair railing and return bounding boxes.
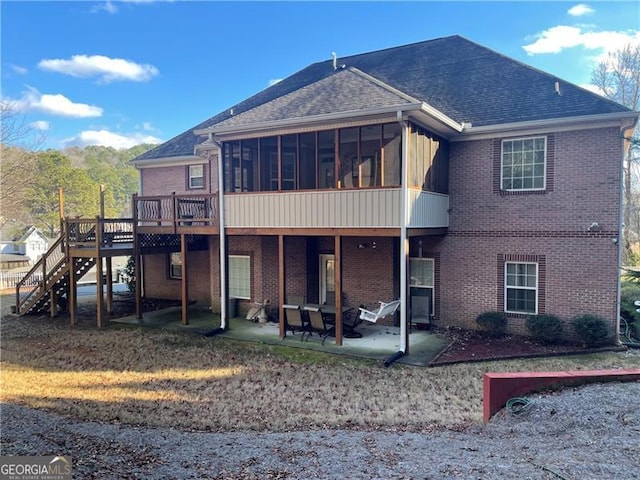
[15,235,66,315]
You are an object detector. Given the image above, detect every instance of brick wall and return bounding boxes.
[138,126,622,343]
[429,126,623,340]
[142,249,212,305]
[140,161,215,196]
[449,128,621,233]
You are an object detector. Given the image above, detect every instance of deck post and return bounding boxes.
[133,194,143,319]
[105,256,113,314]
[95,216,104,328]
[334,235,342,346]
[278,235,285,338]
[69,258,77,326]
[50,288,57,318]
[181,233,189,325]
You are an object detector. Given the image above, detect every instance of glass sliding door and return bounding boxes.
[319,254,335,304]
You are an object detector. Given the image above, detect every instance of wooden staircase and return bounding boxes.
[15,236,95,316]
[15,217,134,318]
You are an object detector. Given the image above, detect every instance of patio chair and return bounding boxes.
[283,304,307,340]
[410,295,431,332]
[286,294,306,307]
[342,307,364,338]
[306,307,333,345]
[359,299,401,324]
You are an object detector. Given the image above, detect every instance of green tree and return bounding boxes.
[28,151,99,236]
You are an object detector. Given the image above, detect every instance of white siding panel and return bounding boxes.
[408,190,449,228]
[223,188,446,229]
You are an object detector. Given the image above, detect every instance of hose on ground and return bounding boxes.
[506,397,533,415]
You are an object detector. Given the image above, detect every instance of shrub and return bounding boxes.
[620,280,640,323]
[571,315,613,348]
[525,314,564,344]
[124,255,135,293]
[476,311,507,336]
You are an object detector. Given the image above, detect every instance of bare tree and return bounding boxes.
[591,43,640,265]
[0,100,44,229]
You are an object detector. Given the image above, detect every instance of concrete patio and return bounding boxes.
[111,305,449,366]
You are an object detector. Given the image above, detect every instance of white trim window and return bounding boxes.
[505,262,537,314]
[501,136,546,191]
[188,164,205,189]
[410,257,434,313]
[169,252,182,279]
[229,255,251,299]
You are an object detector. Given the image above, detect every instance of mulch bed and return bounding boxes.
[429,327,624,366]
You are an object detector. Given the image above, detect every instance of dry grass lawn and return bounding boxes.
[2,315,639,432]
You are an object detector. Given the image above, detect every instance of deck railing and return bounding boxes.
[134,193,218,231]
[66,218,134,248]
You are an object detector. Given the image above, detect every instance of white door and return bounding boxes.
[319,254,335,304]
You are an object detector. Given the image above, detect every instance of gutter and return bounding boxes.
[196,137,229,334]
[617,119,638,344]
[215,136,228,331]
[131,155,204,168]
[454,111,639,140]
[196,101,463,138]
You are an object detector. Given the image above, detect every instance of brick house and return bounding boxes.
[131,35,638,350]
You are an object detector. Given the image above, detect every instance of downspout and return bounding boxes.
[385,110,409,366]
[618,121,637,345]
[204,136,228,336]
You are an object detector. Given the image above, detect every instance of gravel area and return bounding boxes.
[2,381,638,479]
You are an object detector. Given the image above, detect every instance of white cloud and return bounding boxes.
[91,1,118,14]
[568,4,594,17]
[523,26,640,61]
[38,55,159,83]
[268,78,283,87]
[29,120,50,131]
[12,87,103,118]
[63,129,162,149]
[91,0,170,14]
[9,64,28,75]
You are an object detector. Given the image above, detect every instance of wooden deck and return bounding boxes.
[134,192,219,234]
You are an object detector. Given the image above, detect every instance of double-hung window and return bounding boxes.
[501,137,546,191]
[505,262,537,314]
[229,255,251,299]
[410,257,434,313]
[188,165,204,189]
[169,252,182,279]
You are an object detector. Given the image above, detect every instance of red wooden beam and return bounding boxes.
[483,369,640,422]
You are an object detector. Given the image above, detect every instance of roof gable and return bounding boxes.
[212,67,418,130]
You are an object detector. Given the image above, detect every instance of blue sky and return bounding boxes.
[2,1,639,150]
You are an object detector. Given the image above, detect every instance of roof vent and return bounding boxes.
[555,81,561,96]
[332,52,337,71]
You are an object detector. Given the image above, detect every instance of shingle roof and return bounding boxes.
[136,35,633,162]
[213,67,417,129]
